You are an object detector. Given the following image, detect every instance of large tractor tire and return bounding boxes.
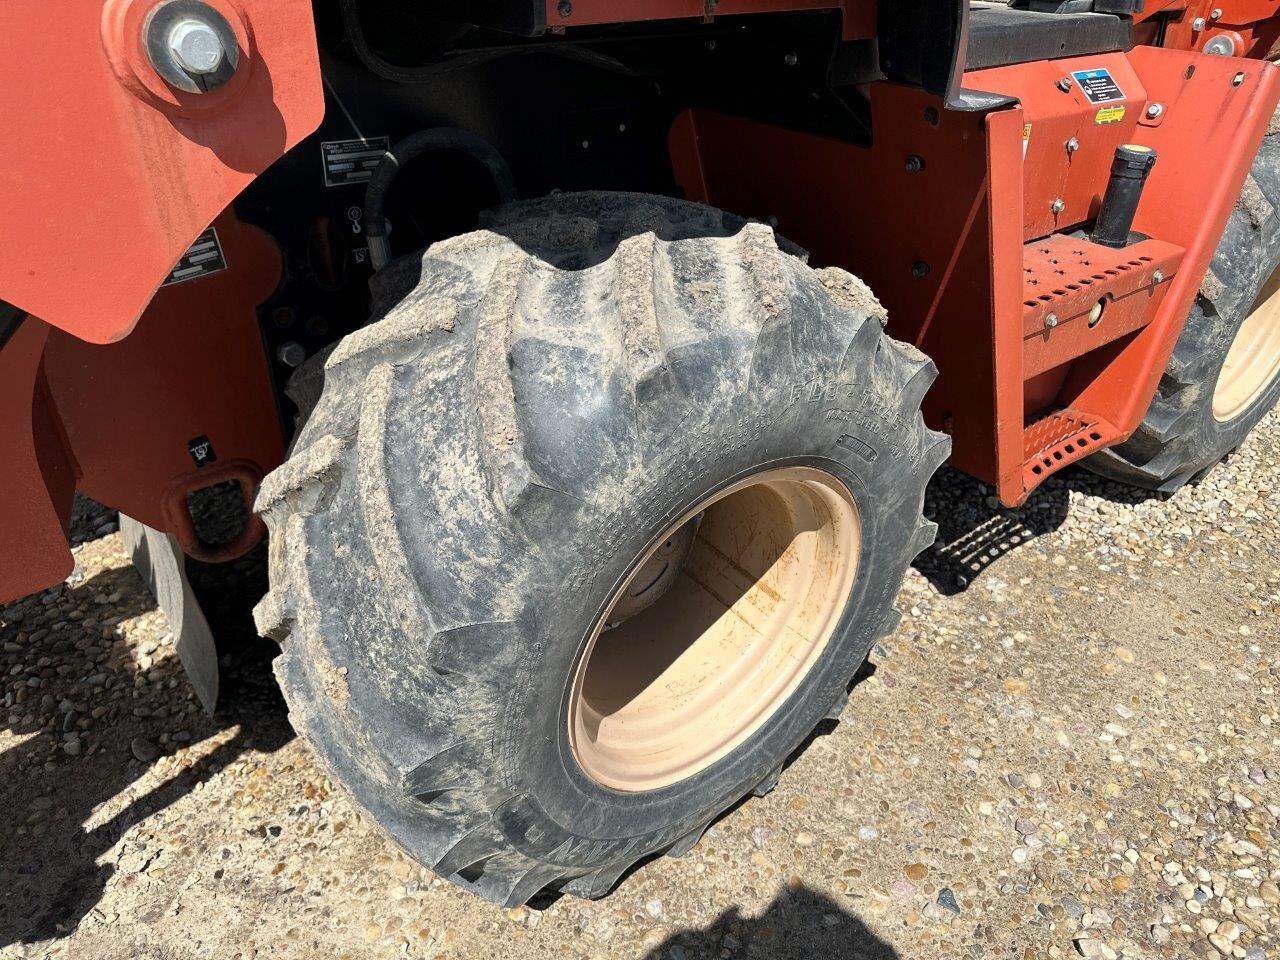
[253,192,949,906]
[1086,125,1280,492]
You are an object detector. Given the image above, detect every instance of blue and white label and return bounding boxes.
[1072,68,1125,104]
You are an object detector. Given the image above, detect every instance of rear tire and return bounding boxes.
[254,192,949,905]
[1085,126,1280,492]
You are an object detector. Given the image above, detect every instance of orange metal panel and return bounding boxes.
[985,106,1030,505]
[1020,237,1184,378]
[1056,48,1280,440]
[1143,0,1280,58]
[672,49,1280,506]
[0,321,77,604]
[0,0,323,344]
[967,54,1148,242]
[42,208,285,534]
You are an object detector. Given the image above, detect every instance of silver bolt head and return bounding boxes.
[1045,313,1059,328]
[1066,137,1080,153]
[169,19,224,75]
[1192,16,1206,29]
[1210,7,1222,17]
[1153,269,1165,284]
[1146,102,1164,119]
[1204,34,1237,55]
[1051,198,1065,214]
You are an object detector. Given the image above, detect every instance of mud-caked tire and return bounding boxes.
[254,192,949,906]
[1085,124,1280,492]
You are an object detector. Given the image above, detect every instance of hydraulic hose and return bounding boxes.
[363,128,518,271]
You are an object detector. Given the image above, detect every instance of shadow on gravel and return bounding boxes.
[642,884,898,959]
[912,464,1164,595]
[0,511,290,949]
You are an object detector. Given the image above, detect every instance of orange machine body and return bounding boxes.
[671,47,1280,504]
[2,0,1280,603]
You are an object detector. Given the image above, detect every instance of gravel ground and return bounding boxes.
[2,411,1277,960]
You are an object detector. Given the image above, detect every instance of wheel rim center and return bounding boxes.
[567,467,861,792]
[1213,263,1280,422]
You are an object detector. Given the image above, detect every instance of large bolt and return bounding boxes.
[168,18,225,75]
[1146,102,1165,119]
[146,2,238,93]
[1192,16,1207,29]
[1051,198,1065,214]
[1204,34,1237,55]
[276,341,307,368]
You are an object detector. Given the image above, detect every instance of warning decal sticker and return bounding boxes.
[1095,105,1126,125]
[321,137,390,187]
[1072,68,1125,104]
[163,228,226,286]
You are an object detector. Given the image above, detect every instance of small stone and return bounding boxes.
[131,737,159,762]
[904,863,929,882]
[937,888,960,914]
[1207,933,1232,956]
[794,831,815,848]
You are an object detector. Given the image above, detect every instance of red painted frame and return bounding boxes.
[0,209,287,604]
[672,48,1280,504]
[4,1,1280,607]
[0,0,323,344]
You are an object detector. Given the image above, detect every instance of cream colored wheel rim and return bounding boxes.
[1214,264,1280,422]
[568,467,861,792]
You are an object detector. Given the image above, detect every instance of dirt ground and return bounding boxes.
[2,412,1278,960]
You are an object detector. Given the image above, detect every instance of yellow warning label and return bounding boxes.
[1095,105,1126,125]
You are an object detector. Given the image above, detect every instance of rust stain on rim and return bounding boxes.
[568,466,861,792]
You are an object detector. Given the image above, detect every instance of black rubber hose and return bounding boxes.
[363,128,518,270]
[1091,144,1157,249]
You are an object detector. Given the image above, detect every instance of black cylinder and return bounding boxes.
[1091,144,1157,249]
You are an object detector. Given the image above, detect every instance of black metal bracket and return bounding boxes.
[878,0,970,106]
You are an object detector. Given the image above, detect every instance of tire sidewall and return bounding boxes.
[488,372,921,871]
[1197,243,1280,454]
